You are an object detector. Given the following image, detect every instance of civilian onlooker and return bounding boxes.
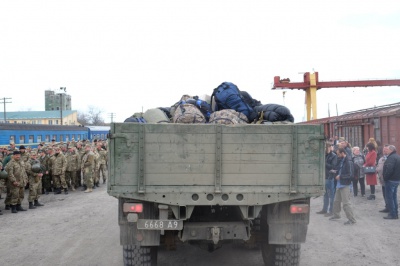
[339,139,352,158]
[382,145,400,219]
[317,143,337,216]
[377,145,389,213]
[333,136,339,146]
[329,147,357,225]
[364,138,378,155]
[352,147,365,197]
[364,142,377,200]
[376,140,383,165]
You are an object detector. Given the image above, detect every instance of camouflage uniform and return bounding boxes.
[0,161,5,211]
[0,161,6,195]
[52,149,68,193]
[93,149,100,186]
[20,151,30,163]
[47,150,55,192]
[5,156,26,212]
[81,148,95,192]
[65,149,80,190]
[39,151,51,193]
[96,146,108,184]
[26,157,43,205]
[76,144,86,187]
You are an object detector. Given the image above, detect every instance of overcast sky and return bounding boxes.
[1,0,399,123]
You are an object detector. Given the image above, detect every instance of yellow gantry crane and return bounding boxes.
[272,72,400,121]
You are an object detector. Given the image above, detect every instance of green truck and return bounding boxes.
[107,123,325,266]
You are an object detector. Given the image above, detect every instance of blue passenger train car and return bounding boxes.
[0,124,90,148]
[87,126,110,141]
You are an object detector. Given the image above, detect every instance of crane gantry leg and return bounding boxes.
[305,72,317,121]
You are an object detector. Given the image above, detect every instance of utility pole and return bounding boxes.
[108,113,116,123]
[59,87,66,125]
[0,97,12,123]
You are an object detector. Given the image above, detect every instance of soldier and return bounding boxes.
[93,146,100,188]
[52,146,68,194]
[2,148,13,167]
[50,139,56,147]
[96,144,108,184]
[81,145,95,193]
[47,148,55,193]
[76,142,85,188]
[65,147,80,191]
[19,145,30,163]
[9,141,16,151]
[70,138,77,148]
[0,160,4,215]
[5,151,27,213]
[26,152,44,209]
[39,149,51,194]
[3,148,13,210]
[61,144,68,155]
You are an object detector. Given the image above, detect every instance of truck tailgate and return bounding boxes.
[108,123,325,205]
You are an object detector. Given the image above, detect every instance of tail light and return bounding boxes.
[290,204,309,214]
[123,203,143,213]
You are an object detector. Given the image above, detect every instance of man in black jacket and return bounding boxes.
[330,147,357,225]
[382,145,400,219]
[316,143,337,216]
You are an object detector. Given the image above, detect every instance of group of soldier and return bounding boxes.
[0,138,108,215]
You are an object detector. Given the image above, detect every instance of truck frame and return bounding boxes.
[108,123,325,266]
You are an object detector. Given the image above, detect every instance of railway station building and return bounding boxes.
[0,110,79,125]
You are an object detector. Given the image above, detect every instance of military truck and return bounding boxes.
[107,123,325,266]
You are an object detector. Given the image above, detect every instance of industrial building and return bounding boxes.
[45,89,72,111]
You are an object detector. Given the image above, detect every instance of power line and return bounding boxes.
[0,97,12,123]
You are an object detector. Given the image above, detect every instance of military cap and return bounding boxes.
[30,151,38,156]
[19,145,26,150]
[13,150,21,155]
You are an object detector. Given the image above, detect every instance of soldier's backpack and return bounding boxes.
[143,108,170,123]
[185,98,213,121]
[124,116,147,123]
[211,82,258,122]
[240,91,262,109]
[158,107,172,119]
[173,103,206,124]
[254,104,295,123]
[208,109,249,125]
[170,95,193,118]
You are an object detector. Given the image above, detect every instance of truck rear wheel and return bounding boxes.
[261,243,300,266]
[123,245,157,266]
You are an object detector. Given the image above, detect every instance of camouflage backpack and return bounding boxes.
[173,103,206,124]
[170,95,193,118]
[208,109,249,125]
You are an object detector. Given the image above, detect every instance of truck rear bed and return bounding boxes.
[108,123,325,206]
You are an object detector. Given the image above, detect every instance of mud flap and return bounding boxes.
[264,200,310,244]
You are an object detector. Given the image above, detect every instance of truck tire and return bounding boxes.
[123,245,157,266]
[261,243,300,266]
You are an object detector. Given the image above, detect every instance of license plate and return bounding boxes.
[137,219,183,230]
